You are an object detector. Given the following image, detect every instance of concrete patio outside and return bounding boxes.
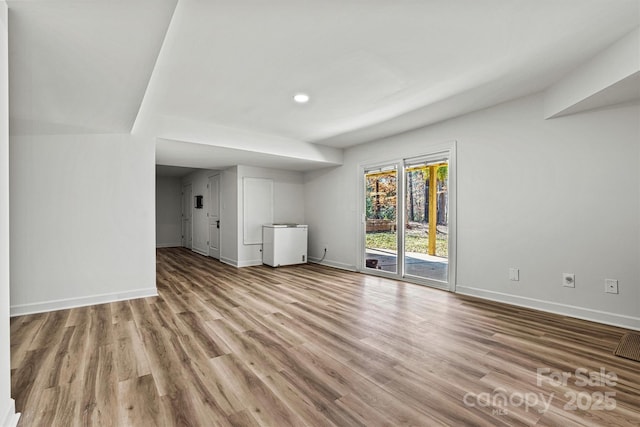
[365,248,448,282]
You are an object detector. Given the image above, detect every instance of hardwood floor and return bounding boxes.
[11,247,640,426]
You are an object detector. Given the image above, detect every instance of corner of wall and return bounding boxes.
[1,2,19,424]
[1,399,20,427]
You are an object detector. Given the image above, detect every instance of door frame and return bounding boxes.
[181,183,193,249]
[357,141,457,291]
[207,174,221,260]
[360,160,404,280]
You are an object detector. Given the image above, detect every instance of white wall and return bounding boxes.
[155,176,182,247]
[182,165,305,267]
[305,93,640,329]
[237,165,305,267]
[220,166,238,265]
[305,165,358,271]
[0,2,18,425]
[9,134,157,315]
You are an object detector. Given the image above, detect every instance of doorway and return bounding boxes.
[361,147,455,290]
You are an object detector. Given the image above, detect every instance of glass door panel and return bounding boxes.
[364,167,398,274]
[404,161,448,282]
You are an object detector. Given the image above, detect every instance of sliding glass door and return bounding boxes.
[362,150,454,289]
[404,159,449,283]
[364,166,398,274]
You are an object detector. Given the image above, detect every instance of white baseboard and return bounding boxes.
[457,286,640,331]
[10,287,158,317]
[220,257,238,267]
[237,259,263,267]
[1,399,20,427]
[308,257,357,272]
[156,242,182,248]
[192,247,209,257]
[220,257,263,268]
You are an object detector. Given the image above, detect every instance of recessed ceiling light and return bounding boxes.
[293,93,310,104]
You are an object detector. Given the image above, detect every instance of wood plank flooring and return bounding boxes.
[11,247,640,426]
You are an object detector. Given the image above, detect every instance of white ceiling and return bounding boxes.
[155,138,341,172]
[8,0,640,170]
[8,0,177,135]
[156,164,196,178]
[556,71,640,117]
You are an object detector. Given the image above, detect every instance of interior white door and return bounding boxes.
[182,184,192,249]
[207,175,220,259]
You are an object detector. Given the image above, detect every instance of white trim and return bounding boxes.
[192,247,208,257]
[207,173,222,260]
[182,183,193,249]
[446,142,457,291]
[156,242,182,248]
[10,288,158,317]
[237,259,263,268]
[358,159,402,276]
[403,275,450,291]
[220,256,238,267]
[308,257,357,272]
[1,399,19,427]
[457,286,640,331]
[358,264,401,280]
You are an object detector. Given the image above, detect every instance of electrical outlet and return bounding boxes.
[563,273,575,288]
[509,268,519,281]
[605,279,618,294]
